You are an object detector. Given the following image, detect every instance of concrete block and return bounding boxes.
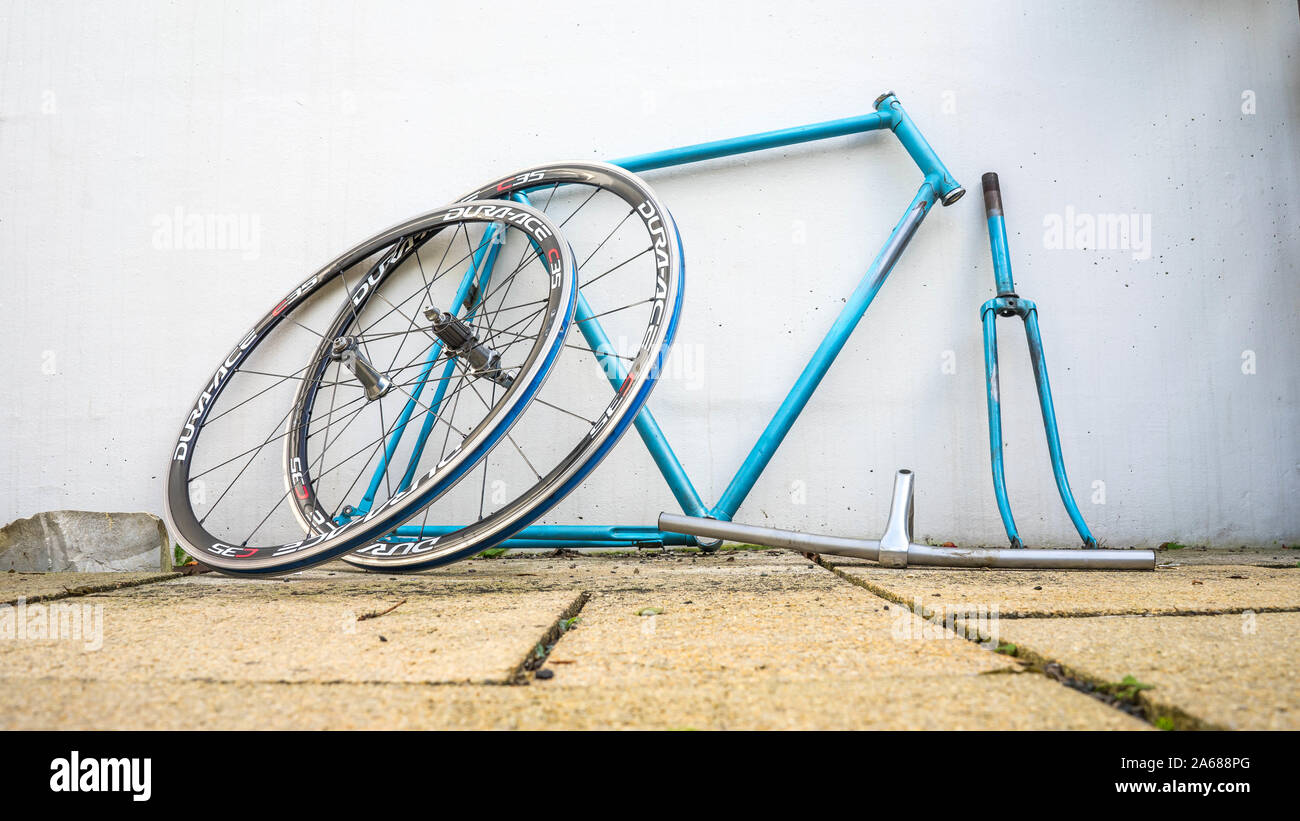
[0,511,172,573]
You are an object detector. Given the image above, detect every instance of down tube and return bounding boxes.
[712,179,941,519]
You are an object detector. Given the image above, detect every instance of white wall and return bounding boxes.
[2,0,1297,548]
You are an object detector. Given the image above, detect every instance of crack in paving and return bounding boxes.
[0,572,180,607]
[972,645,1225,732]
[812,559,1300,620]
[808,554,1175,729]
[507,590,590,685]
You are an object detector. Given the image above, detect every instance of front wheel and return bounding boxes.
[164,200,576,575]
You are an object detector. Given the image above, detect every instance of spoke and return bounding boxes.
[475,264,526,334]
[556,186,600,230]
[534,182,561,213]
[457,364,542,480]
[479,302,548,350]
[385,380,468,440]
[203,361,317,426]
[189,362,444,486]
[368,288,441,345]
[531,396,596,425]
[477,454,489,521]
[336,262,378,365]
[476,379,499,522]
[317,396,440,519]
[354,327,440,344]
[200,398,303,525]
[581,245,653,292]
[423,222,460,291]
[311,359,344,479]
[375,386,394,501]
[242,490,290,546]
[577,207,636,272]
[437,372,468,466]
[285,317,327,340]
[479,323,630,361]
[411,242,441,329]
[190,393,371,483]
[463,241,547,318]
[575,297,654,325]
[474,297,548,319]
[350,228,497,340]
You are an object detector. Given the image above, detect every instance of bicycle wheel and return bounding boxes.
[163,200,576,575]
[324,161,684,571]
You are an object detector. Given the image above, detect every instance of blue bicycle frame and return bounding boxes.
[362,92,965,549]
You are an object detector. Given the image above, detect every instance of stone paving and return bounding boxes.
[0,546,1293,729]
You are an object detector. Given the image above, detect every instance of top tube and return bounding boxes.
[611,91,964,206]
[613,111,892,172]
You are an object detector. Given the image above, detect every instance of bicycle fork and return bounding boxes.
[980,172,1098,549]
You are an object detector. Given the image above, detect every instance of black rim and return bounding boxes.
[164,201,574,574]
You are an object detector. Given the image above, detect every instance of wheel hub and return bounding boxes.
[330,336,392,400]
[425,309,514,388]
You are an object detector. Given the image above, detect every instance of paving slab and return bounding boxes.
[825,545,1298,571]
[1153,545,1299,567]
[824,562,1299,618]
[0,550,1150,729]
[551,589,1012,684]
[0,570,178,605]
[0,672,1142,730]
[965,611,1300,730]
[0,572,574,685]
[313,549,834,595]
[525,565,1144,729]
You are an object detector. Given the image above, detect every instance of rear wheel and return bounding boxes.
[334,162,685,571]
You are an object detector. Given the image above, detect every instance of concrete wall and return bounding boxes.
[2,0,1297,548]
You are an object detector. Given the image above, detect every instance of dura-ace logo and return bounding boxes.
[444,204,553,245]
[635,199,671,333]
[352,536,441,557]
[581,200,673,438]
[637,200,671,277]
[348,229,433,307]
[50,751,151,801]
[173,330,258,460]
